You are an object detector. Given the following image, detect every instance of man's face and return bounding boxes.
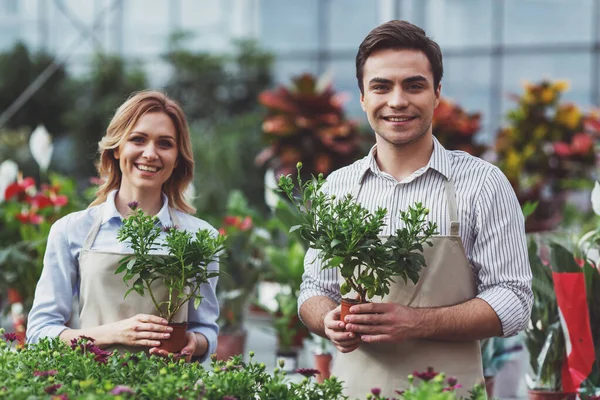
[360,48,440,148]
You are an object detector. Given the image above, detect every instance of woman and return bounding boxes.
[26,90,218,361]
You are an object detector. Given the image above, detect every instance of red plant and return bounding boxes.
[256,74,362,178]
[432,98,484,156]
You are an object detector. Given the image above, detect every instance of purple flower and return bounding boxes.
[295,368,320,377]
[111,385,135,395]
[162,224,179,233]
[51,395,69,400]
[127,201,139,210]
[446,376,458,387]
[371,387,381,396]
[34,370,58,377]
[44,384,62,394]
[2,332,17,342]
[412,366,439,382]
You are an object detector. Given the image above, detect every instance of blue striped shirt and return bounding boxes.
[298,137,533,337]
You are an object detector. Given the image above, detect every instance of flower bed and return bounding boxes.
[0,331,486,399]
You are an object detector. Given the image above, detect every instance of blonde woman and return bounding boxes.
[27,90,218,361]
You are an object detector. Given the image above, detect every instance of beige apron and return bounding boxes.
[331,178,484,398]
[77,204,188,354]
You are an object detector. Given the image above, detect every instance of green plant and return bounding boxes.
[216,191,270,334]
[277,163,437,304]
[525,239,566,391]
[116,203,224,322]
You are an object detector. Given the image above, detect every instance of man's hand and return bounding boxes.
[324,305,361,353]
[343,302,418,344]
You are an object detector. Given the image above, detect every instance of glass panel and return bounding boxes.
[258,0,319,52]
[442,55,493,143]
[504,0,594,45]
[329,0,378,50]
[272,58,318,86]
[425,0,493,48]
[326,58,367,119]
[122,0,170,55]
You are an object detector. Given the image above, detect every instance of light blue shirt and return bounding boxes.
[26,190,219,361]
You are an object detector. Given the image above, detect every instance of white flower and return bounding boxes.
[264,169,279,210]
[0,159,19,202]
[591,181,600,216]
[29,125,53,172]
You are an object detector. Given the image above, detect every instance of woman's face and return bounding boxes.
[114,111,179,193]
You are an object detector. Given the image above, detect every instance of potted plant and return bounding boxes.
[116,202,224,353]
[494,79,598,233]
[432,97,486,157]
[215,191,270,360]
[255,73,363,180]
[312,334,334,383]
[277,163,437,321]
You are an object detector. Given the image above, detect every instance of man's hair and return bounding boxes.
[356,20,443,94]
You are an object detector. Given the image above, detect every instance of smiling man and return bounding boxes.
[297,20,532,398]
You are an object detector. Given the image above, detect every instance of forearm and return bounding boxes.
[413,298,502,341]
[58,324,116,348]
[192,332,208,357]
[299,296,338,337]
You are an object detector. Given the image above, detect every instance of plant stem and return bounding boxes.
[146,282,164,320]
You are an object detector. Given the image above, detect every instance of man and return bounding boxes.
[297,20,532,398]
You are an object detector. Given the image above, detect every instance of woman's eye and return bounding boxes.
[130,136,144,143]
[159,140,174,148]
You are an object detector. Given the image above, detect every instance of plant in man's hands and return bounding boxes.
[278,163,437,304]
[116,202,224,322]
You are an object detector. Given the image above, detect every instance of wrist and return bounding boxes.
[192,333,208,357]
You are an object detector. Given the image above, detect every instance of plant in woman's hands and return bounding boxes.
[278,163,437,304]
[116,202,224,322]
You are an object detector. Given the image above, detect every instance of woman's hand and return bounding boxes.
[149,332,204,362]
[105,314,173,348]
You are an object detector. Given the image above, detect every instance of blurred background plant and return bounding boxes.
[432,98,486,157]
[255,73,364,180]
[495,80,599,232]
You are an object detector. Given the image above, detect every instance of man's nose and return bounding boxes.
[387,88,409,109]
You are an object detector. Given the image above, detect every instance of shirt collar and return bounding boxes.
[357,135,452,183]
[102,190,173,226]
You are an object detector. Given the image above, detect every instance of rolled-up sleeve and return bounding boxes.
[26,216,78,343]
[187,257,219,362]
[472,167,533,337]
[297,247,341,313]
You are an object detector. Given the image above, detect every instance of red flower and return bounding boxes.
[30,193,54,209]
[34,370,58,377]
[239,216,253,231]
[3,332,17,342]
[571,133,594,155]
[553,141,572,157]
[4,177,35,201]
[223,216,241,227]
[16,210,44,225]
[412,366,439,381]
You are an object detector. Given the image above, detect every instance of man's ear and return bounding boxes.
[434,83,442,108]
[360,91,366,112]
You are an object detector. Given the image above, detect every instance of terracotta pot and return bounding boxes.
[216,329,247,361]
[527,389,577,400]
[158,322,188,353]
[340,298,364,323]
[314,353,332,383]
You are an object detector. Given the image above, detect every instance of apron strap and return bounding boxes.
[444,178,460,236]
[83,204,105,250]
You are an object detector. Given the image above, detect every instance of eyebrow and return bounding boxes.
[368,75,429,86]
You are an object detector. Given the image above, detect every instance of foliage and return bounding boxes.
[64,53,147,178]
[163,34,273,122]
[116,203,224,322]
[495,80,598,212]
[432,98,485,157]
[216,191,270,334]
[0,333,490,399]
[525,239,566,391]
[0,42,75,134]
[190,112,267,219]
[256,73,363,179]
[0,173,82,310]
[277,164,437,304]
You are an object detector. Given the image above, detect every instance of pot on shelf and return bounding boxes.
[527,390,576,400]
[216,329,247,361]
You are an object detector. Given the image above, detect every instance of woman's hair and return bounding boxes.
[356,20,443,94]
[89,90,196,214]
